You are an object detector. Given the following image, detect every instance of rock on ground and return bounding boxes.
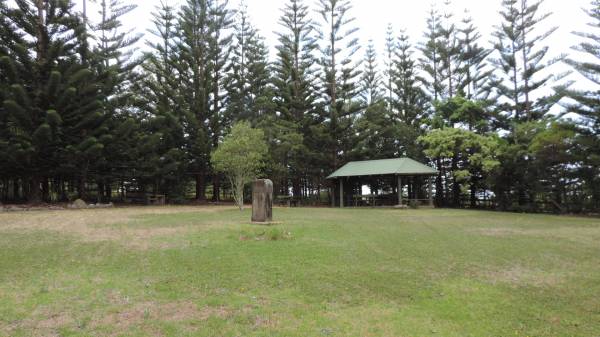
[70,199,88,209]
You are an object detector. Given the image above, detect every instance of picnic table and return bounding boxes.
[147,194,166,205]
[125,192,166,205]
[276,196,300,207]
[352,194,377,207]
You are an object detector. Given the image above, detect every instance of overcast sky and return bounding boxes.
[116,0,591,59]
[78,0,595,93]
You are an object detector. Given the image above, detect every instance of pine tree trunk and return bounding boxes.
[195,174,206,201]
[42,177,49,202]
[8,180,12,202]
[1,179,7,203]
[511,35,520,125]
[105,180,112,202]
[15,179,21,202]
[593,167,600,211]
[212,135,220,202]
[59,180,67,202]
[470,176,477,208]
[212,40,221,203]
[83,0,87,24]
[520,0,532,121]
[97,180,104,203]
[330,6,338,171]
[517,184,526,207]
[120,179,125,201]
[554,177,562,213]
[466,66,473,99]
[28,175,42,204]
[293,178,302,199]
[451,155,460,207]
[448,57,453,98]
[78,164,88,200]
[8,179,14,201]
[78,177,85,200]
[212,175,221,202]
[433,50,439,101]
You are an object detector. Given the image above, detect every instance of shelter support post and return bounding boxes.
[330,186,334,208]
[428,176,434,207]
[340,178,344,208]
[397,175,403,206]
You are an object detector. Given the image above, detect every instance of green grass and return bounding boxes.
[0,207,599,336]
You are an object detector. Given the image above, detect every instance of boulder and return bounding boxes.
[70,199,88,209]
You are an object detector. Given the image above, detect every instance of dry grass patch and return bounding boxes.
[3,301,234,337]
[474,227,526,237]
[0,206,234,249]
[4,309,75,337]
[476,264,574,287]
[473,225,600,245]
[253,314,279,329]
[92,301,232,329]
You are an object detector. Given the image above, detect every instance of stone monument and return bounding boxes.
[252,179,273,223]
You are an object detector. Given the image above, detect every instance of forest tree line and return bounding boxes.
[0,0,599,213]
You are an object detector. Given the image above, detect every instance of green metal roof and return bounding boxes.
[327,158,438,179]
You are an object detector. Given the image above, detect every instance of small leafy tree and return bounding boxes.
[211,121,268,210]
[419,128,501,207]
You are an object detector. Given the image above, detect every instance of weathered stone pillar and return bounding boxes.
[252,179,273,223]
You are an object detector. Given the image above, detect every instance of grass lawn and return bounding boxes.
[0,206,599,336]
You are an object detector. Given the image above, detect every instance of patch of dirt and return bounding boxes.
[3,301,233,337]
[106,289,132,306]
[36,312,74,330]
[0,206,234,249]
[93,301,233,330]
[253,315,279,329]
[4,310,75,337]
[477,264,573,287]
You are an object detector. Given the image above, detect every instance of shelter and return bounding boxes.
[327,158,438,208]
